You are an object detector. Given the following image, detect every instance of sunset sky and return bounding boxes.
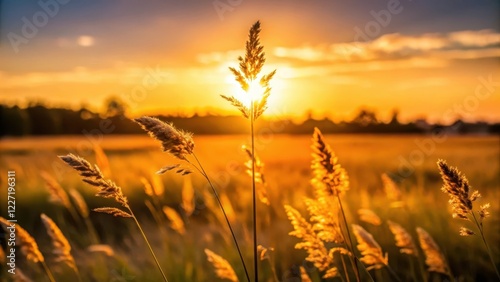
[0,0,499,123]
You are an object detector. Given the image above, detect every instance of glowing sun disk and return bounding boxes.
[234,79,265,109]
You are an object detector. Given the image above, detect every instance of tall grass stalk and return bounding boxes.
[0,217,56,282]
[133,116,250,281]
[309,127,363,282]
[40,261,57,282]
[250,94,258,281]
[437,160,500,280]
[220,21,276,281]
[471,211,500,279]
[337,197,362,282]
[258,246,279,282]
[128,208,169,282]
[340,255,351,282]
[68,189,100,245]
[59,154,169,282]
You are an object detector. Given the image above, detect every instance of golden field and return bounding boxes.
[0,134,498,281]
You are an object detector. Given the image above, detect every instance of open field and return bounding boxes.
[0,134,499,281]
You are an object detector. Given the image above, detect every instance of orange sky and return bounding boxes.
[0,1,499,124]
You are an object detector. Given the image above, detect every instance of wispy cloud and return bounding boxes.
[0,65,252,90]
[196,50,243,64]
[0,67,170,89]
[273,29,500,63]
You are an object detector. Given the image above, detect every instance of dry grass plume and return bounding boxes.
[416,227,451,276]
[284,205,338,278]
[40,214,78,273]
[352,224,388,270]
[133,116,194,160]
[387,221,417,256]
[204,249,239,282]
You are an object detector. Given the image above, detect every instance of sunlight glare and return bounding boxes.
[231,79,265,109]
[225,67,290,117]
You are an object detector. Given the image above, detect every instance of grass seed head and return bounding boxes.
[358,209,382,226]
[204,249,239,282]
[163,206,186,235]
[40,171,71,209]
[416,227,450,275]
[437,159,474,220]
[133,116,194,160]
[284,205,335,273]
[93,207,132,218]
[311,127,349,196]
[387,220,417,255]
[352,224,388,270]
[40,214,78,271]
[60,154,129,208]
[221,21,276,120]
[0,217,44,263]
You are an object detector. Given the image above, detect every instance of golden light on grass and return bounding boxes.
[181,175,195,217]
[300,266,313,282]
[87,245,115,257]
[437,159,499,278]
[40,214,79,275]
[242,145,269,205]
[304,198,344,244]
[0,217,44,263]
[416,227,451,277]
[204,249,239,282]
[284,205,339,278]
[163,206,186,235]
[0,217,55,282]
[357,209,382,226]
[59,153,169,281]
[387,221,417,256]
[352,224,388,270]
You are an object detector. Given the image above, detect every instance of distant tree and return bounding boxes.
[0,105,31,136]
[26,104,61,135]
[104,96,128,117]
[352,109,378,126]
[305,109,314,120]
[389,109,400,125]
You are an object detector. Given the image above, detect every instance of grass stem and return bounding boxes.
[472,212,500,280]
[336,196,362,282]
[189,153,251,282]
[40,261,56,282]
[386,265,402,282]
[340,254,351,282]
[128,208,169,282]
[251,99,258,282]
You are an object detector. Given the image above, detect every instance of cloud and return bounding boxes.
[77,35,95,47]
[0,65,243,90]
[0,67,171,89]
[274,46,327,62]
[273,29,500,63]
[289,57,448,77]
[449,30,500,47]
[393,78,450,91]
[196,49,243,64]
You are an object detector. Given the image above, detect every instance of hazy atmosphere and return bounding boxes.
[0,1,499,282]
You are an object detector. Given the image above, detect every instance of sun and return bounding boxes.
[224,77,262,109]
[225,71,287,116]
[222,62,292,117]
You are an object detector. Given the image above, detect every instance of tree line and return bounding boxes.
[0,103,498,137]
